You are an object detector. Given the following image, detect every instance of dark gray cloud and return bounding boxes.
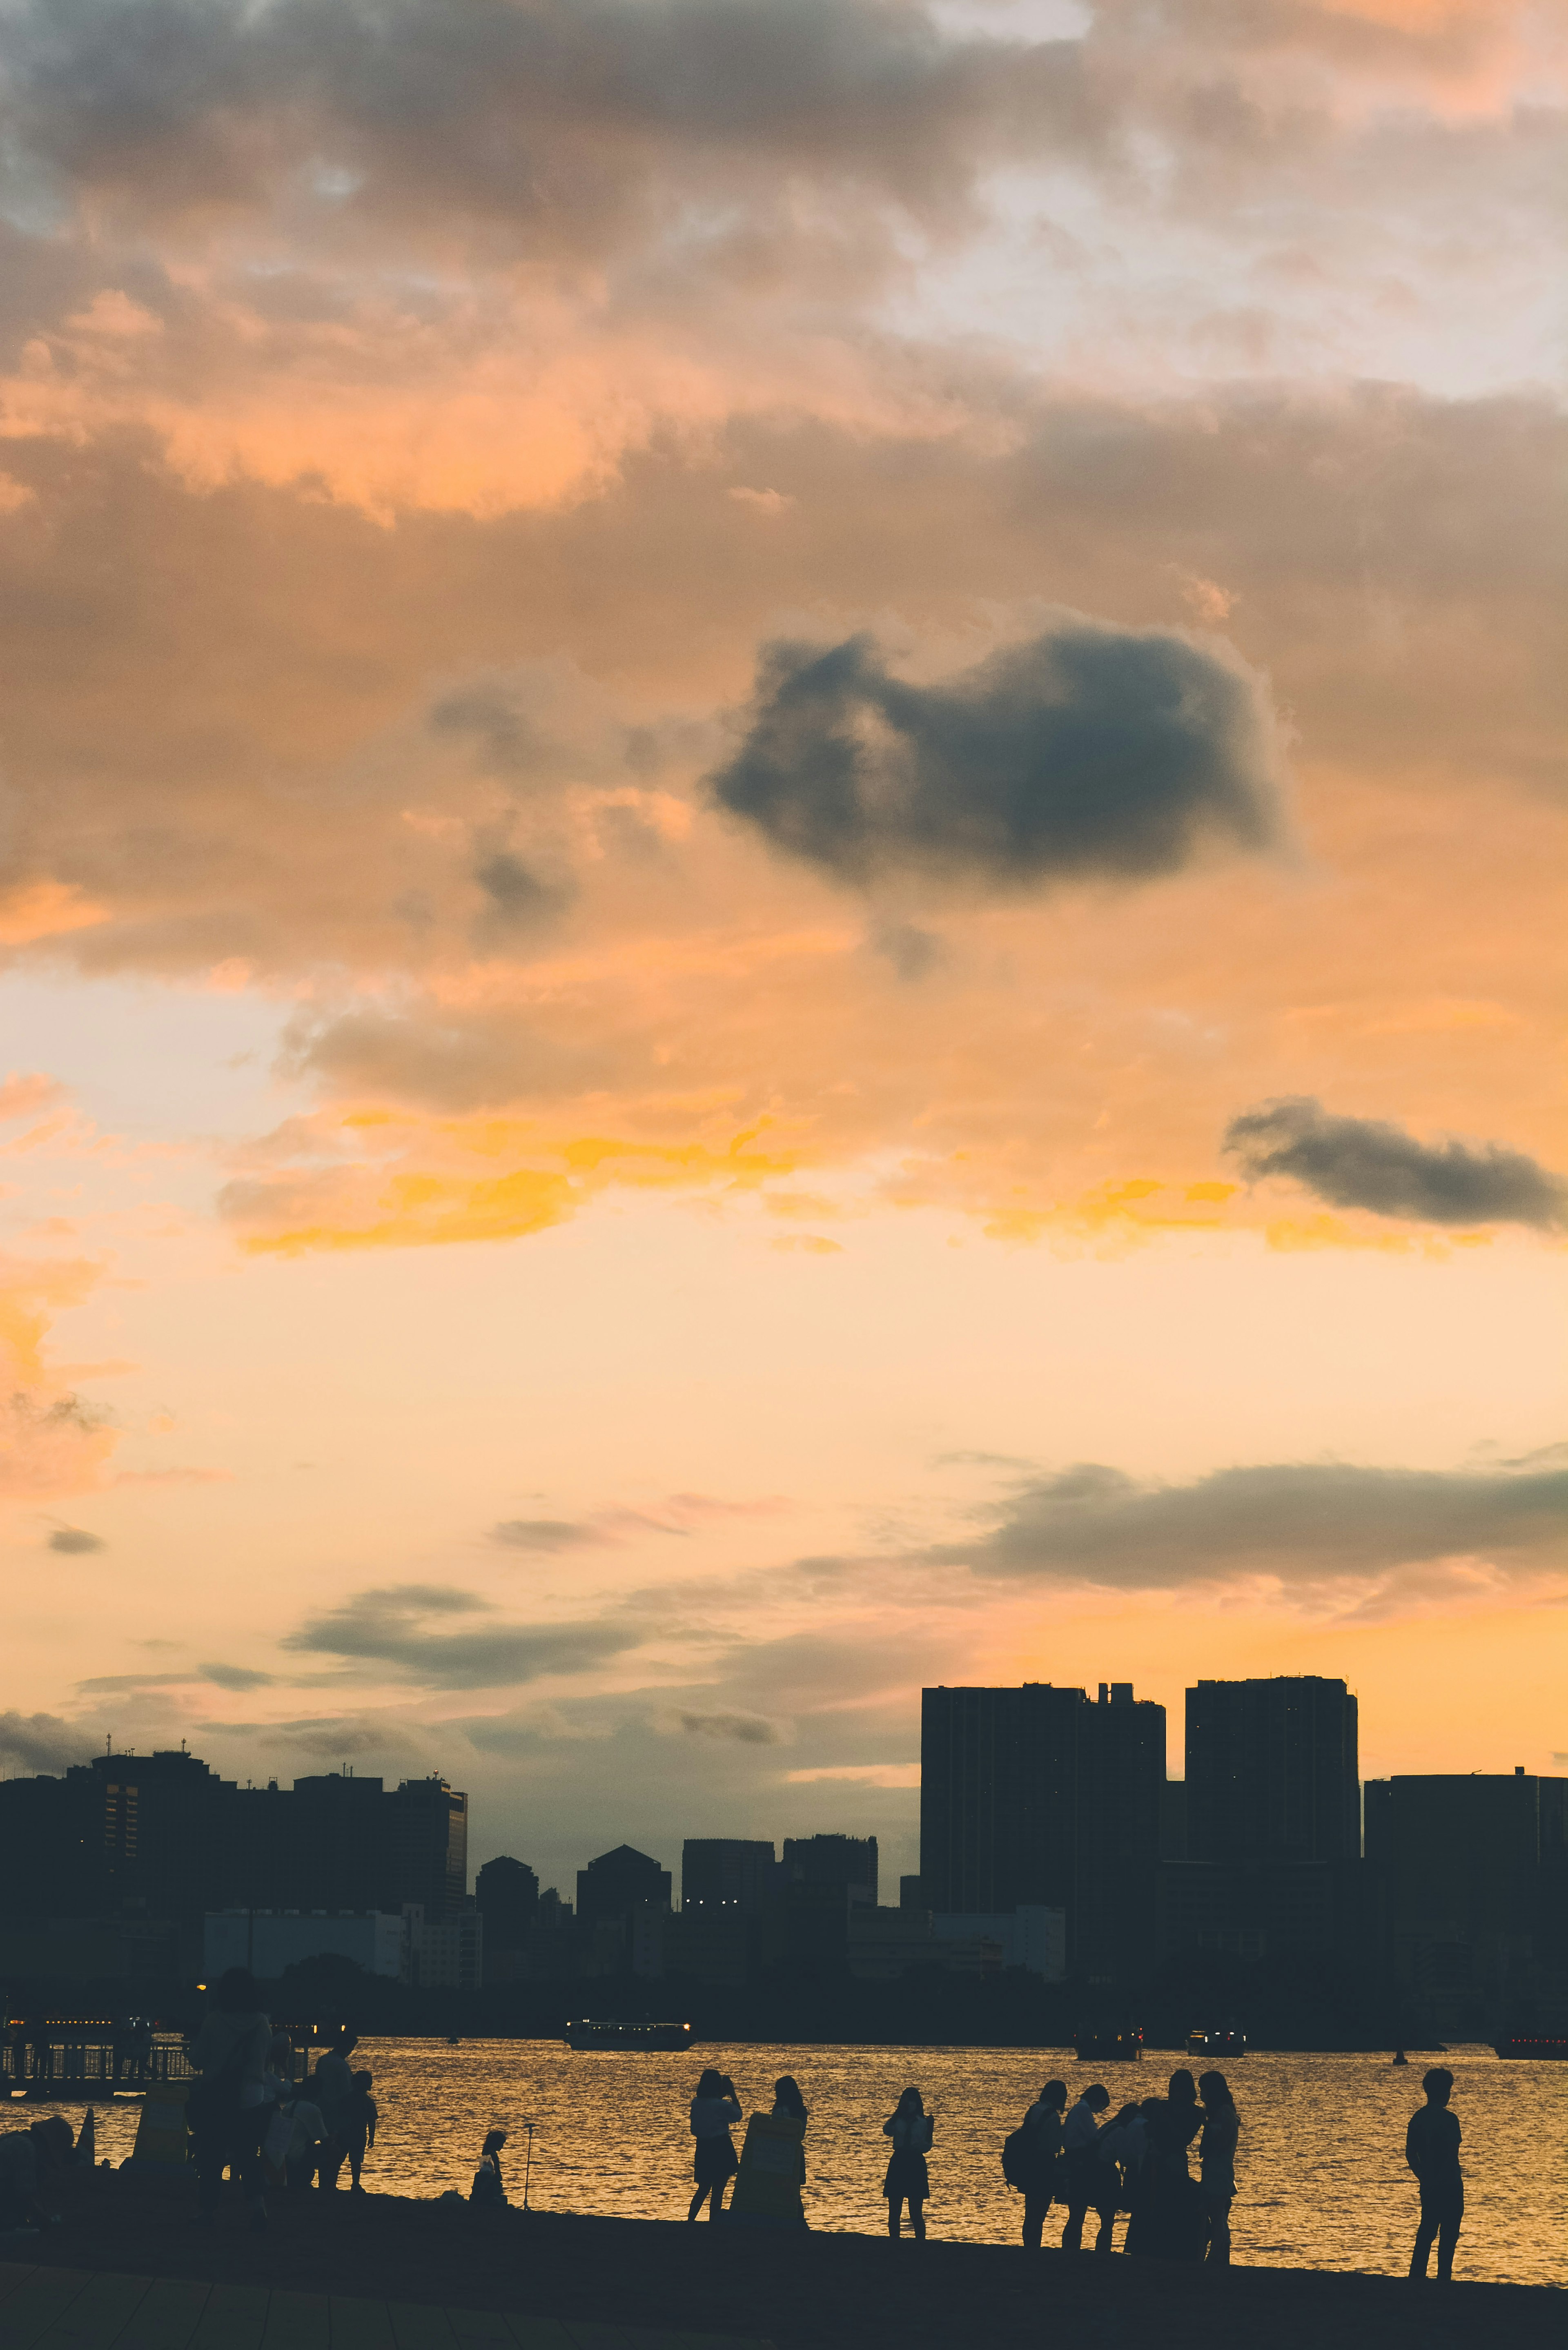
[47,1526,105,1553]
[0,1708,96,1772]
[710,620,1284,891]
[473,852,571,932]
[1223,1097,1567,1230]
[199,1662,276,1691]
[0,0,1098,246]
[673,1709,780,1744]
[939,1452,1568,1590]
[281,1582,643,1688]
[490,1519,613,1553]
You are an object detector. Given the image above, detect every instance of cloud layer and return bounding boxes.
[941,1452,1568,1592]
[1224,1097,1568,1230]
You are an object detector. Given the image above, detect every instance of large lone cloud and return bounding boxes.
[709,620,1285,890]
[935,1452,1568,1590]
[1224,1097,1567,1230]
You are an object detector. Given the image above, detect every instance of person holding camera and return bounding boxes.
[687,2068,743,2221]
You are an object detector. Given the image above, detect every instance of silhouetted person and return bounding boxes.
[187,1967,273,2232]
[1197,2070,1239,2265]
[1017,2078,1066,2250]
[771,2076,809,2223]
[0,2116,71,2232]
[1061,2083,1114,2253]
[470,2127,507,2206]
[1124,2098,1165,2256]
[281,2092,326,2190]
[687,2069,741,2221]
[882,2086,934,2240]
[1095,2103,1147,2253]
[1406,2067,1462,2283]
[311,2029,359,2192]
[345,2069,377,2191]
[1136,2072,1205,2260]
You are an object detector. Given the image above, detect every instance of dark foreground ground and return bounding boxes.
[18,2171,1563,2350]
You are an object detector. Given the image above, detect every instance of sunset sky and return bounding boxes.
[0,0,1563,1900]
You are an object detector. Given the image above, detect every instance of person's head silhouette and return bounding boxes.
[1422,2067,1454,2105]
[1168,2068,1197,2107]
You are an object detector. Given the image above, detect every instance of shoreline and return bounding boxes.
[18,2173,1565,2350]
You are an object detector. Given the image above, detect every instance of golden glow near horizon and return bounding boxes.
[0,0,1563,1892]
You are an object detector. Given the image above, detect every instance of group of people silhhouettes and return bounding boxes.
[1007,2067,1238,2263]
[185,1966,379,2230]
[683,2058,1469,2281]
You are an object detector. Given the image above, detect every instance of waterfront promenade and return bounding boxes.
[9,2173,1562,2350]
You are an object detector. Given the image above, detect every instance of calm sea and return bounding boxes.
[21,2039,1568,2288]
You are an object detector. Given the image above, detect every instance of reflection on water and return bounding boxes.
[19,2040,1567,2286]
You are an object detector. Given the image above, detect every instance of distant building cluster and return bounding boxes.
[2,1675,1565,2035]
[0,1746,474,1989]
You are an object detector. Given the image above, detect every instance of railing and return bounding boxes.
[1,2039,232,2089]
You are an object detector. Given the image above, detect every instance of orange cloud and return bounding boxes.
[223,1113,804,1255]
[0,1255,117,1499]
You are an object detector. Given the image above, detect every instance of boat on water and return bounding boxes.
[1074,2027,1143,2062]
[1494,2034,1568,2060]
[1186,2027,1247,2059]
[563,2019,694,2052]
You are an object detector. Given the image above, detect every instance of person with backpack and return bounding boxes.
[1004,2078,1066,2250]
[1406,2066,1463,2282]
[186,1967,273,2231]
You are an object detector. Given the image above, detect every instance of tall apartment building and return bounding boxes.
[780,1834,878,1905]
[919,1682,1165,1975]
[1185,1677,1360,1864]
[576,1844,672,1925]
[681,1838,776,1913]
[1156,1677,1361,1963]
[1364,1771,1568,2020]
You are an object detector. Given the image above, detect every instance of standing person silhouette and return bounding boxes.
[1406,2067,1463,2282]
[1196,2071,1239,2264]
[687,2069,742,2221]
[1017,2079,1066,2251]
[1061,2083,1113,2252]
[187,1968,273,2232]
[771,2076,809,2224]
[1138,2070,1205,2259]
[882,2087,935,2240]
